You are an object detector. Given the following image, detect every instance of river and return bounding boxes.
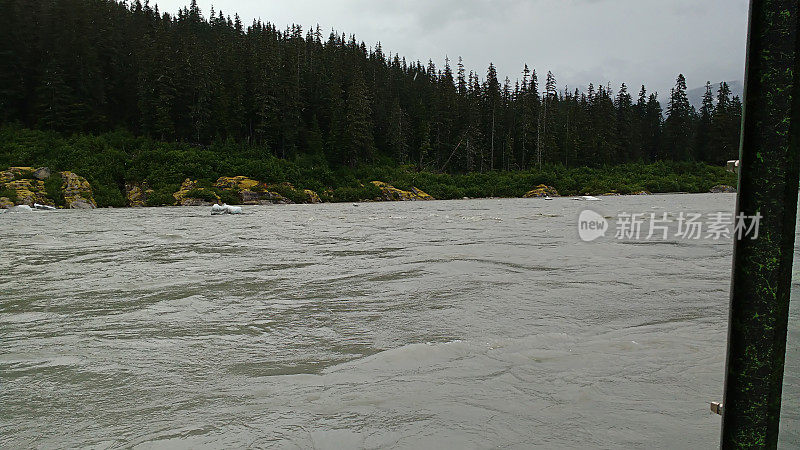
[1,194,798,448]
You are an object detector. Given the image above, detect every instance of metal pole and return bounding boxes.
[721,0,800,447]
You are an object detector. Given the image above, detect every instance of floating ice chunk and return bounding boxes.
[211,204,226,215]
[7,205,33,212]
[34,203,56,211]
[211,204,243,215]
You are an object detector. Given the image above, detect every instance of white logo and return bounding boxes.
[578,209,608,242]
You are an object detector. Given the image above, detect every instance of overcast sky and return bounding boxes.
[152,0,749,98]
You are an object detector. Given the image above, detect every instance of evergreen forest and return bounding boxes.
[0,0,741,206]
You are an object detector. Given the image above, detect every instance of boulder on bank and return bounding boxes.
[240,188,281,205]
[0,167,96,209]
[0,167,50,207]
[33,167,51,180]
[173,178,219,206]
[523,185,559,198]
[216,176,263,204]
[304,189,322,204]
[208,177,323,205]
[214,177,304,205]
[410,187,434,200]
[213,176,282,204]
[61,171,97,209]
[1,168,44,207]
[4,178,51,206]
[68,199,95,209]
[126,183,154,207]
[266,182,303,204]
[710,185,737,193]
[215,176,260,191]
[0,167,35,184]
[258,182,295,204]
[370,181,434,201]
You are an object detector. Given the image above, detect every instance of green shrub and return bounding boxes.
[0,187,18,202]
[216,189,241,205]
[332,184,382,202]
[362,183,383,200]
[183,189,219,202]
[15,169,36,180]
[0,126,739,204]
[93,184,127,208]
[331,187,359,202]
[269,184,308,204]
[427,184,464,200]
[146,187,178,206]
[43,176,65,207]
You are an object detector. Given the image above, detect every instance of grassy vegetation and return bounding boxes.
[0,125,737,207]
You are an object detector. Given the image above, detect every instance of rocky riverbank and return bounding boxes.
[0,167,436,209]
[0,167,96,209]
[0,166,738,210]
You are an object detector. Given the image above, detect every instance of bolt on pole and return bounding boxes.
[721,0,800,448]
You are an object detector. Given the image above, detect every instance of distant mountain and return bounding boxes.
[688,80,744,109]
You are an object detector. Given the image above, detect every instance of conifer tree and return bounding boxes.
[387,98,409,163]
[709,82,741,164]
[694,81,715,162]
[663,74,694,161]
[484,63,501,170]
[644,93,663,161]
[615,83,634,164]
[343,71,375,166]
[456,57,467,96]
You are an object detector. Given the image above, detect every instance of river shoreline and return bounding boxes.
[0,190,739,212]
[1,163,738,210]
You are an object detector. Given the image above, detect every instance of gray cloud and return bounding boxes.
[153,0,749,97]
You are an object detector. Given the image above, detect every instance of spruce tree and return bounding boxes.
[644,93,663,161]
[483,63,501,170]
[615,83,634,164]
[694,81,714,162]
[663,74,693,161]
[709,82,741,164]
[343,71,375,166]
[387,98,408,163]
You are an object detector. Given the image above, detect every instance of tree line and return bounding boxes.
[0,0,743,172]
